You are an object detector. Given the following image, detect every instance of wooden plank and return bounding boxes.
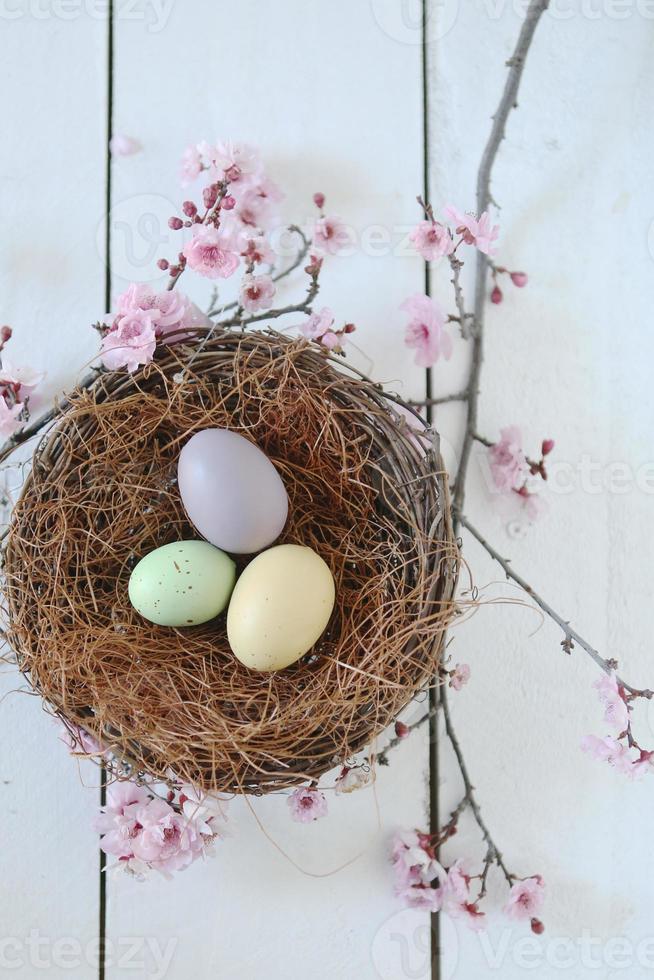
[429,4,654,977]
[106,2,431,977]
[0,10,108,979]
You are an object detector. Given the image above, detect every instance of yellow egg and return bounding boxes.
[227,544,335,671]
[128,540,235,627]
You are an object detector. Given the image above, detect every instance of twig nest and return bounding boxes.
[2,328,458,794]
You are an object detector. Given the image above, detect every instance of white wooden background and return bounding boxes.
[1,2,653,978]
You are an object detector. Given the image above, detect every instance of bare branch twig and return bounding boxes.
[452,0,551,524]
[457,512,652,700]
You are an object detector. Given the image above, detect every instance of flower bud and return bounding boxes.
[168,216,183,230]
[157,258,169,270]
[511,271,528,288]
[394,721,410,739]
[491,284,503,304]
[313,192,325,210]
[530,918,545,935]
[222,195,236,211]
[1,325,12,343]
[182,201,197,217]
[541,439,555,456]
[203,184,219,209]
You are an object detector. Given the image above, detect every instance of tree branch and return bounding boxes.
[409,391,469,408]
[458,512,653,700]
[452,0,551,524]
[440,686,514,888]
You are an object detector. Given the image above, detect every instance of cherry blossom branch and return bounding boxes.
[379,690,514,887]
[215,274,320,330]
[440,686,514,890]
[457,512,653,700]
[0,229,316,465]
[449,255,470,339]
[205,225,310,318]
[452,0,551,524]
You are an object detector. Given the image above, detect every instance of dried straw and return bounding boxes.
[2,328,459,794]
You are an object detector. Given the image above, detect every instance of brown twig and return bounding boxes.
[457,513,653,700]
[449,255,470,339]
[440,686,514,888]
[452,0,551,525]
[409,392,468,408]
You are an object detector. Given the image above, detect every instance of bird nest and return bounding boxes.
[2,328,459,794]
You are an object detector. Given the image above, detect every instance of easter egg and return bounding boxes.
[128,540,236,627]
[178,428,288,555]
[227,544,336,671]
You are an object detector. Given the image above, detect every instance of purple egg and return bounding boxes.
[178,428,288,554]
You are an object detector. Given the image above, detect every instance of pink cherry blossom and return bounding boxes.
[288,787,328,823]
[448,901,487,932]
[300,307,335,341]
[320,330,343,351]
[96,780,225,877]
[214,140,261,181]
[593,672,629,733]
[234,189,276,231]
[0,397,24,438]
[444,205,499,256]
[100,310,157,373]
[581,734,634,775]
[441,860,486,931]
[400,883,444,912]
[0,359,45,395]
[182,226,240,280]
[251,174,284,205]
[450,663,471,691]
[392,836,488,930]
[180,785,230,838]
[130,797,206,875]
[391,829,443,902]
[441,860,471,906]
[313,215,352,256]
[150,290,190,331]
[505,877,545,921]
[109,134,141,157]
[242,235,275,266]
[400,294,452,368]
[180,144,203,186]
[334,765,374,794]
[489,426,529,493]
[95,781,152,858]
[115,282,157,316]
[240,273,275,312]
[112,284,198,340]
[409,221,454,261]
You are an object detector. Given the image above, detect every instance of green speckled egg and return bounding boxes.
[128,540,236,627]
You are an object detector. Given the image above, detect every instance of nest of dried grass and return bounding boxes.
[2,328,458,794]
